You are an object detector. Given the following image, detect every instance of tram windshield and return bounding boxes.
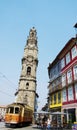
[6,106,20,114]
[15,107,20,114]
[6,107,14,113]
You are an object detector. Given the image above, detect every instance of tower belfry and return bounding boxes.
[15,27,38,110]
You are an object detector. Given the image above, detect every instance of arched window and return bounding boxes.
[26,82,29,89]
[26,82,29,86]
[27,67,31,75]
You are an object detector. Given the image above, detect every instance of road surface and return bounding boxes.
[0,122,39,130]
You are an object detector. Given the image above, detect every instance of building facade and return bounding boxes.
[48,36,77,124]
[48,54,62,124]
[61,38,77,123]
[15,27,38,111]
[0,105,6,120]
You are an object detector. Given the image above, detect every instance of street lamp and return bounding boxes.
[74,23,77,38]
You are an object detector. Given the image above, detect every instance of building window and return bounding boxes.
[68,86,73,101]
[50,96,52,105]
[52,95,54,105]
[58,92,61,103]
[62,89,67,102]
[66,52,70,65]
[27,67,31,75]
[26,82,29,86]
[75,83,77,99]
[71,46,77,59]
[67,69,72,84]
[73,65,77,80]
[54,94,56,104]
[61,58,65,69]
[62,74,66,87]
[57,62,61,73]
[26,82,29,89]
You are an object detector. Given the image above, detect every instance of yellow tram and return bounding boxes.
[5,102,33,127]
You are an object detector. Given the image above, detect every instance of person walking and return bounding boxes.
[42,115,47,129]
[47,117,51,130]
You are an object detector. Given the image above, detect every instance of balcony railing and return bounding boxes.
[62,74,77,87]
[62,80,66,87]
[49,82,62,94]
[67,76,72,84]
[49,74,77,94]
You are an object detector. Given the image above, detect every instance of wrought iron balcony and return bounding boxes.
[62,74,77,87]
[49,82,62,94]
[48,74,77,94]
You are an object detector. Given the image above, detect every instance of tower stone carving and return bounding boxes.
[15,27,38,110]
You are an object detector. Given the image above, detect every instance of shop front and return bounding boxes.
[62,103,77,123]
[50,106,62,127]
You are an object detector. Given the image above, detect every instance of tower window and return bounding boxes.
[26,82,29,89]
[26,82,29,86]
[32,32,34,37]
[27,67,31,75]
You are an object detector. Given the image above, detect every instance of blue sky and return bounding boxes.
[0,0,77,110]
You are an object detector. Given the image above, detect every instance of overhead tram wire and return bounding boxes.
[0,72,17,91]
[0,89,14,97]
[0,72,17,98]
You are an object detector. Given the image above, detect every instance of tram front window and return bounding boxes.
[15,107,20,114]
[9,107,14,113]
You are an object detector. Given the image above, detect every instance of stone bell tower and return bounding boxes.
[15,27,38,110]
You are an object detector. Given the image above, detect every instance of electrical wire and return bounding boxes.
[0,72,17,91]
[0,72,18,97]
[0,89,14,97]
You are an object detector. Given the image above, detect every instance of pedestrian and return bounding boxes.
[42,115,47,129]
[36,116,42,128]
[47,117,51,130]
